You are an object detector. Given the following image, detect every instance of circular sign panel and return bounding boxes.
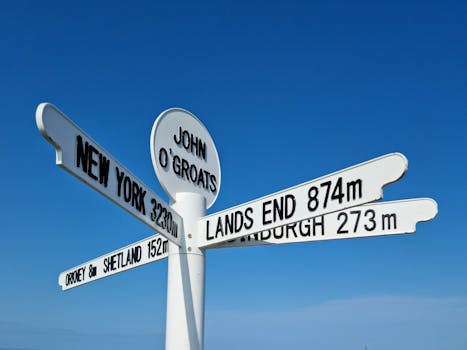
[150,108,221,208]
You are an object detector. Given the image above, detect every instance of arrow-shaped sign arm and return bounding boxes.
[197,153,408,248]
[413,197,438,223]
[58,234,169,291]
[36,103,64,164]
[209,198,438,248]
[36,103,183,246]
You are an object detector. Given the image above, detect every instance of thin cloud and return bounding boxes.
[0,321,163,350]
[205,295,467,350]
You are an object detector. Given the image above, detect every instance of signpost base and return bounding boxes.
[166,193,206,350]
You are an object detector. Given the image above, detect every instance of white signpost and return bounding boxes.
[150,108,221,209]
[211,198,438,248]
[36,103,182,246]
[149,108,222,350]
[36,102,438,350]
[197,153,408,248]
[59,234,168,290]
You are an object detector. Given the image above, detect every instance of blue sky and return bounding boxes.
[1,1,466,349]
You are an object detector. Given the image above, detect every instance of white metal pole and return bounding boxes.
[166,192,206,350]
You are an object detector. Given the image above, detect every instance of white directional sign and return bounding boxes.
[36,103,182,246]
[198,153,408,248]
[211,198,438,248]
[150,108,221,208]
[59,234,169,290]
[37,101,439,350]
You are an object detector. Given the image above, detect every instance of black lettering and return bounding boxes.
[182,130,190,149]
[244,207,254,229]
[347,179,363,201]
[156,239,162,256]
[225,212,234,235]
[88,264,96,278]
[65,267,86,286]
[159,148,168,169]
[203,170,210,190]
[116,167,124,197]
[181,159,190,180]
[123,176,132,202]
[175,127,207,160]
[209,175,217,193]
[215,218,224,238]
[234,211,244,233]
[299,220,311,237]
[76,135,88,172]
[156,203,163,227]
[109,254,117,271]
[337,212,348,234]
[285,223,298,238]
[119,252,126,268]
[197,169,206,189]
[190,133,197,155]
[272,197,284,221]
[132,181,139,208]
[173,155,181,175]
[148,239,156,258]
[273,227,284,239]
[98,153,110,186]
[103,257,109,273]
[198,139,206,160]
[382,213,397,230]
[364,209,376,231]
[263,200,272,225]
[87,144,99,180]
[320,181,332,208]
[285,194,296,219]
[189,164,198,183]
[331,177,344,204]
[174,127,182,145]
[206,220,214,240]
[307,186,319,212]
[76,135,109,185]
[125,251,132,267]
[265,195,296,224]
[139,189,146,215]
[313,216,325,236]
[350,210,361,232]
[129,246,142,264]
[260,229,271,240]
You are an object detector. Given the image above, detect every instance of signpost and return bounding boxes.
[59,234,168,290]
[149,109,221,350]
[150,108,221,209]
[197,153,407,248]
[211,198,438,248]
[36,103,182,246]
[36,102,438,350]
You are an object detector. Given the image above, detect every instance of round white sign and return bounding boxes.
[150,108,221,208]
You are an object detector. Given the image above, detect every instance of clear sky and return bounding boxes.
[1,1,466,349]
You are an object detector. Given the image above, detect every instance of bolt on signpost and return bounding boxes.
[36,103,438,350]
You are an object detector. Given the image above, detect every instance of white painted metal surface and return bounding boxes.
[198,153,408,248]
[36,103,182,246]
[58,234,169,290]
[210,198,438,248]
[36,102,440,350]
[150,108,221,209]
[166,193,206,350]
